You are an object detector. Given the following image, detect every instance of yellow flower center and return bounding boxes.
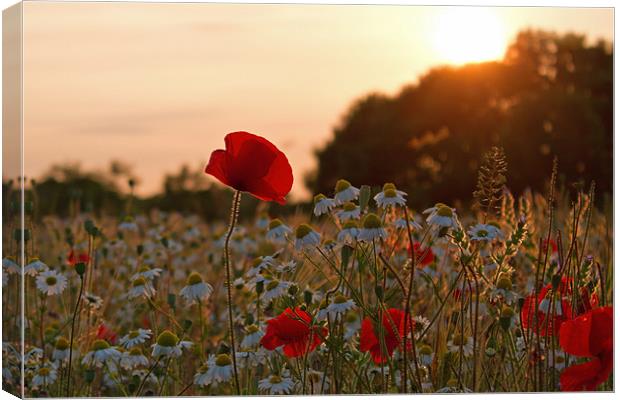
[343,202,357,212]
[437,206,453,217]
[266,280,280,291]
[55,337,69,350]
[295,224,313,239]
[215,354,232,366]
[362,213,382,229]
[92,339,110,351]
[132,277,146,287]
[156,330,179,347]
[335,179,352,193]
[38,367,50,376]
[314,194,327,203]
[383,188,397,198]
[187,272,203,286]
[269,219,283,229]
[129,347,143,356]
[269,375,283,384]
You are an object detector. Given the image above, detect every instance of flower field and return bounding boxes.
[2,133,613,396]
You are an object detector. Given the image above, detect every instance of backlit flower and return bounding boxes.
[360,308,410,364]
[260,307,327,357]
[179,272,213,304]
[294,224,321,250]
[374,183,407,208]
[333,179,360,205]
[559,306,613,391]
[313,194,336,216]
[205,131,293,205]
[36,270,67,296]
[357,213,387,242]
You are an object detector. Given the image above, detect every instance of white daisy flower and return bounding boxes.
[276,261,297,274]
[2,270,8,287]
[424,203,459,229]
[194,354,233,387]
[81,340,122,366]
[468,223,503,241]
[259,374,296,394]
[36,270,68,296]
[334,179,360,205]
[337,220,359,243]
[343,312,361,340]
[374,183,407,208]
[236,348,268,368]
[490,275,518,305]
[357,213,387,242]
[313,194,337,216]
[266,219,293,241]
[118,217,139,232]
[447,333,474,357]
[120,348,149,369]
[262,280,291,304]
[247,253,281,277]
[294,224,321,250]
[131,266,163,282]
[325,295,356,317]
[119,329,152,349]
[336,202,361,221]
[418,344,434,366]
[151,330,191,358]
[51,337,73,363]
[83,292,104,310]
[179,272,213,304]
[31,364,58,388]
[240,325,264,348]
[393,217,422,231]
[128,277,155,299]
[24,258,48,276]
[2,257,19,274]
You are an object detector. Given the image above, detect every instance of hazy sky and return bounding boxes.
[22,2,613,200]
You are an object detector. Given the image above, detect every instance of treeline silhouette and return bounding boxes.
[308,30,612,208]
[3,30,612,220]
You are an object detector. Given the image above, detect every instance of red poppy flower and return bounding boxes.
[559,306,613,391]
[260,307,327,357]
[205,131,293,205]
[67,250,90,267]
[520,278,573,336]
[96,323,117,344]
[360,308,411,364]
[409,242,434,266]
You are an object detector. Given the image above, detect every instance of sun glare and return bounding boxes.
[433,8,508,65]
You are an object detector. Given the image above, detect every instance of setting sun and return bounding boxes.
[433,7,508,64]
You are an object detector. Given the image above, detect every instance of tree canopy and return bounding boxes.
[309,30,612,208]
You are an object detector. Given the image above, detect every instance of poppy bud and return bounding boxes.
[182,319,193,332]
[288,284,299,296]
[84,369,95,383]
[75,262,86,277]
[137,244,144,255]
[304,290,313,305]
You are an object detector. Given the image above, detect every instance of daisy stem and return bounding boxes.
[66,274,85,397]
[223,190,242,395]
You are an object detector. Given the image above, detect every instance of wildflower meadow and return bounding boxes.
[1,131,613,396]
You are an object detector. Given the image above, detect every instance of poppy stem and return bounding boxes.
[223,190,242,395]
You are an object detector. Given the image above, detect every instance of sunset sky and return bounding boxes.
[21,2,613,200]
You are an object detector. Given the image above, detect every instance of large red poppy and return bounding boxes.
[205,131,293,205]
[260,307,327,357]
[520,278,573,337]
[360,308,411,364]
[559,306,613,391]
